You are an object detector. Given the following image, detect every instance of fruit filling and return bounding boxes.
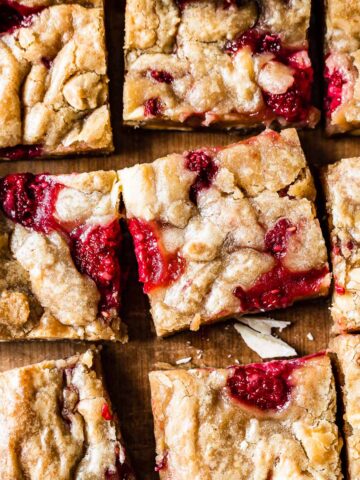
[224,29,281,56]
[0,173,122,317]
[324,67,346,117]
[70,221,122,315]
[334,283,346,295]
[264,218,296,256]
[227,355,323,410]
[0,144,43,160]
[184,150,218,204]
[128,218,185,293]
[155,453,168,472]
[224,28,314,122]
[149,69,174,84]
[101,403,113,421]
[234,264,329,311]
[144,97,163,117]
[0,173,64,234]
[0,0,44,35]
[234,218,328,311]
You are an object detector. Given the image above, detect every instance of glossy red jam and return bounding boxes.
[347,240,354,251]
[227,355,323,410]
[155,453,168,472]
[332,244,341,256]
[70,221,122,315]
[0,173,122,317]
[144,97,163,117]
[184,150,218,204]
[0,144,43,160]
[334,283,346,295]
[224,29,281,56]
[234,218,328,311]
[101,403,113,421]
[264,218,296,256]
[0,0,44,34]
[0,173,64,234]
[234,264,328,311]
[150,69,174,84]
[224,28,313,122]
[128,218,185,293]
[263,65,313,122]
[324,67,346,117]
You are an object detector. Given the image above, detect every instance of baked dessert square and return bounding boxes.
[0,0,113,160]
[0,349,135,479]
[323,158,360,333]
[325,0,360,135]
[123,0,319,130]
[119,128,330,336]
[0,170,125,341]
[331,334,360,480]
[149,353,343,479]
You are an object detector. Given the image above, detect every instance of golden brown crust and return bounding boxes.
[120,129,330,336]
[123,0,318,130]
[149,354,343,479]
[0,0,113,158]
[0,170,125,341]
[330,334,360,480]
[325,0,360,135]
[323,158,360,333]
[0,349,135,479]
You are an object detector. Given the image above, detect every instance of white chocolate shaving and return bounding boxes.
[234,323,297,359]
[175,357,192,365]
[234,315,291,335]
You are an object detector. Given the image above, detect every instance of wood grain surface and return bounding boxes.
[0,0,360,478]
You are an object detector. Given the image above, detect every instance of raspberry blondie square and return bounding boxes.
[0,170,125,341]
[123,0,319,130]
[0,349,135,479]
[331,335,360,480]
[0,0,113,160]
[119,129,330,336]
[149,353,343,479]
[325,0,360,134]
[323,158,360,333]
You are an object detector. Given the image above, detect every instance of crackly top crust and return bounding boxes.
[325,0,360,134]
[149,354,343,479]
[0,170,125,341]
[119,128,330,336]
[0,0,113,158]
[123,0,318,130]
[323,158,360,333]
[0,349,135,479]
[331,334,360,480]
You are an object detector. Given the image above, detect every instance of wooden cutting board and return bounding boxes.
[0,1,359,478]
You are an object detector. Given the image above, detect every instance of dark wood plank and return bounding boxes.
[0,1,358,477]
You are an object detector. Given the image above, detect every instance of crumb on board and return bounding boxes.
[175,356,192,365]
[307,332,314,341]
[190,313,201,331]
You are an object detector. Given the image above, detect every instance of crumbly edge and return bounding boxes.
[330,334,360,480]
[0,348,135,478]
[0,0,114,157]
[123,0,316,131]
[322,160,360,333]
[0,170,126,342]
[149,354,342,479]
